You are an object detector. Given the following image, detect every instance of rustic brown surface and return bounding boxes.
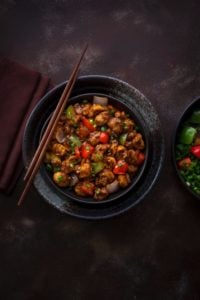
[0,1,200,299]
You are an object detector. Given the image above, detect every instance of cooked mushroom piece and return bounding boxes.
[53,172,70,187]
[55,127,67,143]
[94,187,109,200]
[104,156,116,169]
[118,174,131,188]
[108,117,123,134]
[116,145,128,160]
[95,111,110,126]
[123,118,135,132]
[74,182,87,196]
[61,156,78,174]
[44,152,61,166]
[95,144,110,155]
[126,149,138,165]
[132,133,145,150]
[79,162,91,179]
[52,143,68,156]
[88,131,101,146]
[95,169,115,187]
[92,104,107,115]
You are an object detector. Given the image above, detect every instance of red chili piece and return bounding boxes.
[113,160,128,174]
[81,143,94,158]
[82,117,95,132]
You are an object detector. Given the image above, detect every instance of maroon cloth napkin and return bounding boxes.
[0,58,53,193]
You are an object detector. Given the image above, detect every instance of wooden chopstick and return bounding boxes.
[17,44,88,206]
[24,44,88,182]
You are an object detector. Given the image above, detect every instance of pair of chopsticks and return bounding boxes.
[17,44,88,206]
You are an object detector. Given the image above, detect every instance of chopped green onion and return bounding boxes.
[57,175,63,182]
[92,161,105,174]
[101,126,107,132]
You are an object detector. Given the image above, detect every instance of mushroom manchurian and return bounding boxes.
[44,96,146,200]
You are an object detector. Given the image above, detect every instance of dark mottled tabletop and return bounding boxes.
[1,1,200,299]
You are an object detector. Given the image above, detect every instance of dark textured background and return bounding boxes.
[1,0,200,299]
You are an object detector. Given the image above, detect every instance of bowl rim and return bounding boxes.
[41,91,150,205]
[23,74,165,219]
[172,95,200,200]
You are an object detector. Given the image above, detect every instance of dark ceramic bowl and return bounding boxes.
[23,75,164,219]
[172,96,200,200]
[41,92,149,205]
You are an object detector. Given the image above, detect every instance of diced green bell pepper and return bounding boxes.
[91,161,105,174]
[179,126,197,144]
[190,110,200,124]
[65,105,76,120]
[69,134,81,147]
[119,133,128,145]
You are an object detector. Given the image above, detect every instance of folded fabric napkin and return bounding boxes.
[0,58,53,193]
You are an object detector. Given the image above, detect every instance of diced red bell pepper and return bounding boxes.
[75,146,80,158]
[190,145,200,158]
[113,160,128,174]
[99,132,109,144]
[81,143,94,158]
[82,117,95,132]
[178,157,192,169]
[81,182,95,196]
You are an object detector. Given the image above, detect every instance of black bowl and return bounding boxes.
[172,96,200,200]
[23,75,164,219]
[40,92,149,205]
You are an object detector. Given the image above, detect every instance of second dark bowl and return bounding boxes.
[172,96,200,200]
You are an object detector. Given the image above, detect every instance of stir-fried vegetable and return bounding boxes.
[179,126,197,144]
[69,134,81,147]
[175,108,200,196]
[66,105,76,120]
[113,160,128,174]
[44,95,146,200]
[81,143,94,158]
[92,161,105,174]
[82,117,95,132]
[119,133,127,145]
